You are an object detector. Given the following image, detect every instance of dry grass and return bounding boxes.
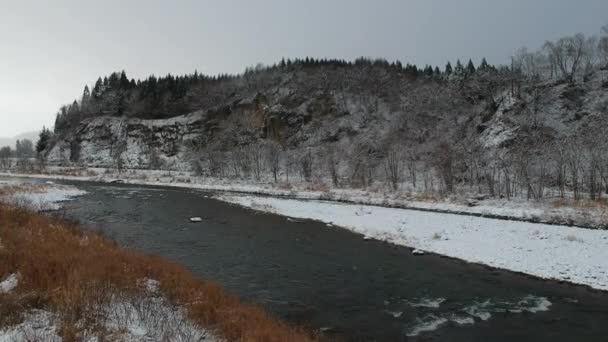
[0,184,48,197]
[412,192,440,202]
[551,198,608,209]
[0,204,314,341]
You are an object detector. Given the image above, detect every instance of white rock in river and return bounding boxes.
[412,249,425,256]
[190,217,203,222]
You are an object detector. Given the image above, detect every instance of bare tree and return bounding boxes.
[299,149,313,182]
[383,145,402,191]
[324,146,340,187]
[266,142,281,183]
[433,142,456,193]
[0,146,12,170]
[543,34,587,82]
[600,25,608,68]
[250,145,264,181]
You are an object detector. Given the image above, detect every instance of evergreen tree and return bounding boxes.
[119,70,130,89]
[93,78,103,98]
[36,127,52,154]
[466,59,476,75]
[445,62,453,75]
[479,57,489,71]
[424,65,433,76]
[454,60,464,75]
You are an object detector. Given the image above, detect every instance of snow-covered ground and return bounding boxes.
[216,194,608,291]
[0,275,216,342]
[3,168,608,228]
[0,181,87,211]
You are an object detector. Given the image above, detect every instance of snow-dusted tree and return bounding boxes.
[36,127,52,155]
[15,139,34,159]
[543,34,587,82]
[383,144,402,191]
[0,146,12,169]
[600,25,608,68]
[266,141,281,182]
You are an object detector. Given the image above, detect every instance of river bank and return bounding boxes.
[3,167,608,229]
[0,181,312,341]
[4,175,608,341]
[2,169,608,292]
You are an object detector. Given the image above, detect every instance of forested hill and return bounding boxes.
[53,57,497,133]
[45,30,608,200]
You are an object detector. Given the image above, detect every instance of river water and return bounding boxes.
[7,178,608,341]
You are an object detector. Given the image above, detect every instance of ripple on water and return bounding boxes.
[405,295,552,337]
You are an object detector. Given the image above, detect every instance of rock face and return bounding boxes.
[47,112,206,169]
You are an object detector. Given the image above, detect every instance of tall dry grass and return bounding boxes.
[0,204,314,341]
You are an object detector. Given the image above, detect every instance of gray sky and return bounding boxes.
[0,0,607,137]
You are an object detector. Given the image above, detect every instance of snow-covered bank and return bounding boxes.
[0,181,87,211]
[216,194,608,291]
[0,276,216,342]
[3,168,608,229]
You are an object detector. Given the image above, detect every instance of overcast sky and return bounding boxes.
[0,0,607,137]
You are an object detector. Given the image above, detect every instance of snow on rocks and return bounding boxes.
[412,249,425,256]
[0,273,18,294]
[190,217,203,223]
[217,194,608,291]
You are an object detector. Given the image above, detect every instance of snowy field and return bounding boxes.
[217,194,608,291]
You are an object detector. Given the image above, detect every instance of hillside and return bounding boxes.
[45,46,608,201]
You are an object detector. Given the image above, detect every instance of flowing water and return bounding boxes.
[6,177,608,341]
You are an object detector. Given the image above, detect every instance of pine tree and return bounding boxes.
[119,70,130,89]
[466,59,476,75]
[445,62,453,75]
[93,78,103,98]
[454,60,464,75]
[479,57,489,71]
[36,127,52,154]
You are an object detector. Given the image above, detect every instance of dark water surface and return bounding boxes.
[6,177,608,341]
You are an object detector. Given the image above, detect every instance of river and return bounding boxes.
[6,177,608,341]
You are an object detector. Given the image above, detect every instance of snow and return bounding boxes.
[0,273,18,294]
[7,187,87,211]
[0,181,87,211]
[190,217,203,222]
[0,310,61,342]
[0,281,217,342]
[216,194,608,291]
[4,168,608,229]
[86,292,216,341]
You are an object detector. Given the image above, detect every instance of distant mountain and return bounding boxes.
[0,131,39,149]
